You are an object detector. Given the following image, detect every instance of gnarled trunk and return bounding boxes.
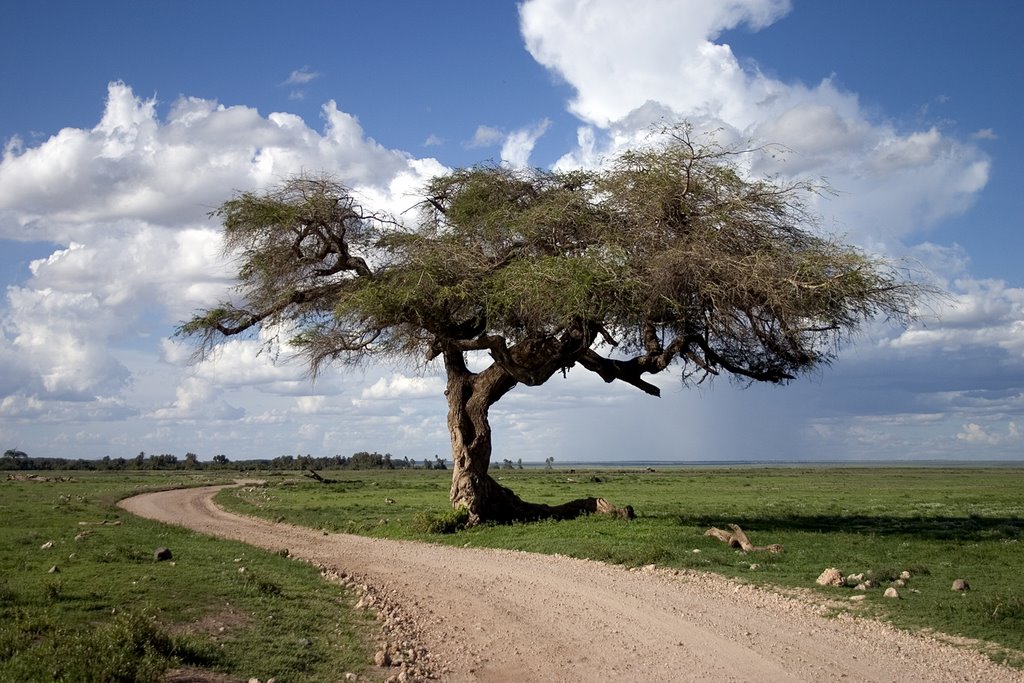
[444,353,634,525]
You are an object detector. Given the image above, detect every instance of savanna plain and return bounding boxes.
[1,466,1021,681]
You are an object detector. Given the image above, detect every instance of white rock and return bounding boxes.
[815,568,846,587]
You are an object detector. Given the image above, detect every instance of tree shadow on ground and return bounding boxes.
[678,514,1023,542]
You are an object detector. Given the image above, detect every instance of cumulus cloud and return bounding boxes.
[359,375,444,401]
[282,66,320,85]
[521,0,990,245]
[957,421,1022,446]
[0,82,440,234]
[467,125,505,148]
[520,0,792,128]
[889,278,1024,356]
[501,118,551,168]
[0,81,450,451]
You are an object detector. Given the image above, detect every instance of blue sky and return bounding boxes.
[1,1,1022,463]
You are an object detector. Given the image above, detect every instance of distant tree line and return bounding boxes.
[0,449,446,472]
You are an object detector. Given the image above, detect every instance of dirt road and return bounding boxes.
[120,486,1021,682]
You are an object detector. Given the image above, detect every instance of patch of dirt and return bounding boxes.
[171,606,251,639]
[161,667,244,683]
[121,486,1024,683]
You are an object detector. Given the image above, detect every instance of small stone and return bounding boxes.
[238,567,247,574]
[248,678,260,683]
[48,565,60,573]
[900,570,912,581]
[153,547,172,562]
[344,674,358,682]
[849,594,867,602]
[40,541,55,550]
[749,563,760,571]
[374,649,391,667]
[892,579,906,587]
[298,637,311,647]
[846,573,864,584]
[951,578,970,592]
[815,568,846,587]
[884,587,900,599]
[268,679,278,683]
[854,583,868,591]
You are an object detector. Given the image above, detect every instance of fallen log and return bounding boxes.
[304,468,338,484]
[704,524,783,553]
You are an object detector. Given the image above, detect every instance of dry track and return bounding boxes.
[120,486,1022,683]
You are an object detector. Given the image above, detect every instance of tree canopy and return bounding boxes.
[180,127,925,523]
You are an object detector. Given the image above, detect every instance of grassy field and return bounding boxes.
[217,466,1024,667]
[0,472,378,682]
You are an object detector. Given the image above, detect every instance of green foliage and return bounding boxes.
[0,610,211,683]
[181,126,926,387]
[411,506,470,534]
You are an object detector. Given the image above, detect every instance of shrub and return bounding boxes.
[411,506,470,534]
[5,611,215,683]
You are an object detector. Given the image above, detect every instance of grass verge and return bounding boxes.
[0,472,378,682]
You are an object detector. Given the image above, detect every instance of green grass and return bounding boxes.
[0,472,379,682]
[217,466,1024,667]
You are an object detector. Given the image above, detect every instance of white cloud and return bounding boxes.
[148,376,244,421]
[889,278,1024,356]
[360,374,444,400]
[520,0,792,128]
[282,66,320,86]
[522,0,990,245]
[0,82,438,234]
[0,81,450,446]
[501,118,551,168]
[467,125,505,148]
[957,421,1021,446]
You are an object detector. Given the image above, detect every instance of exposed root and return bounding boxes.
[457,474,635,525]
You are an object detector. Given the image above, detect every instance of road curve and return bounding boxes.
[120,486,1021,683]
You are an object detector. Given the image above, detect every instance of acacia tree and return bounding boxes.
[179,129,923,525]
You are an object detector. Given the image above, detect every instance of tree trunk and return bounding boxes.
[444,354,634,525]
